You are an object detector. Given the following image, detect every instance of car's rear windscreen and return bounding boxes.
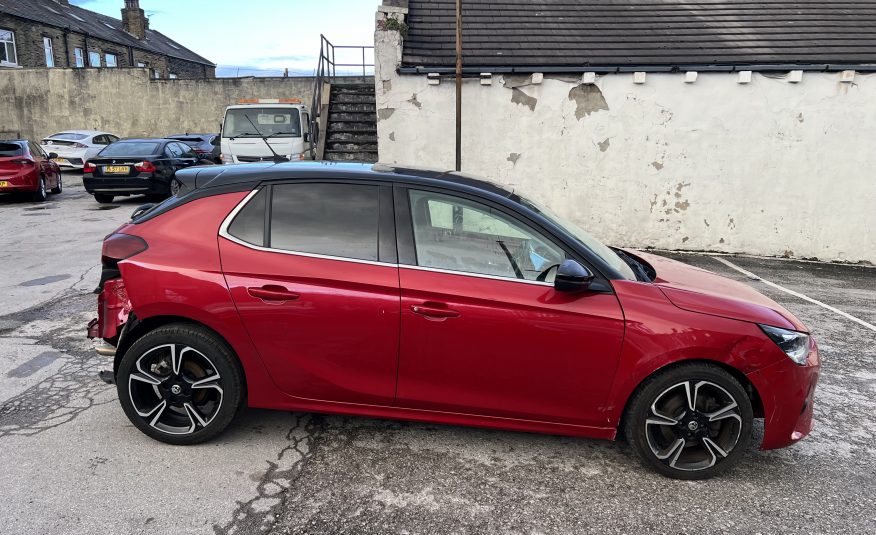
[0,142,23,156]
[48,132,89,140]
[98,142,159,157]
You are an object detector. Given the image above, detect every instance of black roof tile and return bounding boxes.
[401,0,876,71]
[0,0,213,66]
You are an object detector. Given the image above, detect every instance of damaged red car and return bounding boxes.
[89,162,819,479]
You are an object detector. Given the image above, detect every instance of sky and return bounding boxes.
[69,0,378,77]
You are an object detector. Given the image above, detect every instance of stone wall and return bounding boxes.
[0,68,316,140]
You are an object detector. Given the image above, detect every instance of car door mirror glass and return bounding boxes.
[48,152,59,159]
[554,259,594,292]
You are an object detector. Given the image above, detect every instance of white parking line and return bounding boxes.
[711,256,876,333]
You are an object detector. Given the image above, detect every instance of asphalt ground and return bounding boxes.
[0,176,873,534]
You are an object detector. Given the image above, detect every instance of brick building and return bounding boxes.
[0,0,214,79]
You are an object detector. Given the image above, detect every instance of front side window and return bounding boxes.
[408,190,566,282]
[89,50,101,67]
[0,29,16,65]
[270,183,380,262]
[105,53,117,68]
[73,47,84,67]
[43,37,54,67]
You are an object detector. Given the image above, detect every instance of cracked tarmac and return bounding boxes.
[1,178,874,534]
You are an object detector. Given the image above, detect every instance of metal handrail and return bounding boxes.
[310,35,375,159]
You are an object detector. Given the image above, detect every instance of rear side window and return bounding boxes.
[270,183,379,261]
[227,189,267,246]
[0,142,23,156]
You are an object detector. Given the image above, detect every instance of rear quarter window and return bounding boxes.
[227,189,267,246]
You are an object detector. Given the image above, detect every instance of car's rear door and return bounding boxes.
[393,185,626,426]
[219,181,401,405]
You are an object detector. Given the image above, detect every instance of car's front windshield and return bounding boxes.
[223,108,302,139]
[518,196,638,281]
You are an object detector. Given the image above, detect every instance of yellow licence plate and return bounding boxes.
[104,166,130,174]
[55,158,68,164]
[0,181,8,187]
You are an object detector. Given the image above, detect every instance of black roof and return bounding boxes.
[0,0,213,66]
[177,161,516,198]
[401,0,876,73]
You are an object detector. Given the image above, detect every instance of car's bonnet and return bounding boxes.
[632,251,808,332]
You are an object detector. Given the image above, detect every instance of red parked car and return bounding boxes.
[0,140,63,202]
[89,162,819,479]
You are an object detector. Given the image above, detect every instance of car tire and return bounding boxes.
[93,193,114,204]
[116,323,244,445]
[624,362,753,480]
[50,175,62,195]
[31,176,47,202]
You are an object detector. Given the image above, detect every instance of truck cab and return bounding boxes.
[220,100,313,164]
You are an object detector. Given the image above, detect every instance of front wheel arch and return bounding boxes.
[617,359,764,439]
[114,315,247,405]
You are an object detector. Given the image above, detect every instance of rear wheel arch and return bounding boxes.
[618,358,764,436]
[114,315,247,401]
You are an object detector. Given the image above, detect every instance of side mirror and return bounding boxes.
[554,259,594,293]
[48,152,59,159]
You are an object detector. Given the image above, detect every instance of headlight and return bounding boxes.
[759,324,810,365]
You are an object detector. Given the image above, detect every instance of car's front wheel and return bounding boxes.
[116,324,244,445]
[624,363,753,480]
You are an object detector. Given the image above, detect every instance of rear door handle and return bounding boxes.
[410,304,460,319]
[247,285,300,302]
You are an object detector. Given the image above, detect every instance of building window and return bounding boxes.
[169,73,177,79]
[106,53,117,68]
[137,62,146,68]
[73,47,84,68]
[0,29,17,66]
[43,37,55,67]
[89,50,101,67]
[153,69,161,79]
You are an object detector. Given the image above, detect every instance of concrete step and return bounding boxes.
[327,132,379,142]
[329,112,376,123]
[332,93,376,104]
[327,122,377,133]
[325,150,379,162]
[330,102,376,113]
[331,84,375,94]
[326,142,379,152]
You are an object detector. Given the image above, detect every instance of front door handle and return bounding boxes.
[410,304,460,319]
[247,285,300,302]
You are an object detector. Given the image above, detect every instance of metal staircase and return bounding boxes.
[311,36,377,162]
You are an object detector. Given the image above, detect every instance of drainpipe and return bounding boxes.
[454,0,462,171]
[63,28,70,67]
[84,33,90,66]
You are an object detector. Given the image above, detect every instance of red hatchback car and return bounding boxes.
[0,140,63,202]
[89,162,819,479]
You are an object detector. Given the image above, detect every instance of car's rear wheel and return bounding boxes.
[624,363,753,480]
[116,324,244,445]
[50,174,62,195]
[32,176,47,202]
[93,193,114,204]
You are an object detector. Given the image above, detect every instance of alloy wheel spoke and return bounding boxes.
[705,401,740,422]
[655,437,685,461]
[146,400,168,425]
[702,437,730,459]
[184,402,209,428]
[129,371,161,386]
[169,344,182,375]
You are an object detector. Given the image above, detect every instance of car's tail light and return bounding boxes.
[102,233,148,264]
[73,142,88,148]
[83,162,97,173]
[195,149,210,154]
[134,161,156,173]
[11,158,34,166]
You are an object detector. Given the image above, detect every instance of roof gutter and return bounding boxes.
[399,64,876,75]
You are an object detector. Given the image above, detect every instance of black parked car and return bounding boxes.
[166,133,221,164]
[83,138,214,203]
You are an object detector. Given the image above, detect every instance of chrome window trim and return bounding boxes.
[219,189,555,287]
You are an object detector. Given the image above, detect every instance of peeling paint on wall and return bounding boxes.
[407,93,422,109]
[507,153,521,165]
[511,88,537,111]
[568,84,609,120]
[377,108,395,120]
[598,138,610,152]
[651,161,664,170]
[389,132,395,141]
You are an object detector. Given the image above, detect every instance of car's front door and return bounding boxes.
[220,181,401,405]
[394,186,626,426]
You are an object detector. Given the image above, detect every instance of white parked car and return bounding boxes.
[41,131,120,170]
